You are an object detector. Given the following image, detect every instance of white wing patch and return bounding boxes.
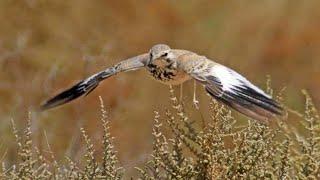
[210,64,271,98]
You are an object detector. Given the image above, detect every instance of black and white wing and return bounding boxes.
[40,53,149,111]
[191,62,284,122]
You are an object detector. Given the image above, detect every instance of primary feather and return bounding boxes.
[40,68,116,110]
[40,54,148,111]
[204,64,284,121]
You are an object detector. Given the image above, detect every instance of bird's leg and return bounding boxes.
[179,83,183,103]
[193,80,199,109]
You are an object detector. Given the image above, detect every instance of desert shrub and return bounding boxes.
[0,97,123,179]
[0,90,319,179]
[136,88,319,179]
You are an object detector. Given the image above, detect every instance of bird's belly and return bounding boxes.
[147,68,191,85]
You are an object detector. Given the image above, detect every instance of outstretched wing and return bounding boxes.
[40,53,149,111]
[186,58,284,122]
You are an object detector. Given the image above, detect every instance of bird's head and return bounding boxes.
[148,44,175,67]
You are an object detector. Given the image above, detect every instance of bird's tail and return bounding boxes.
[40,67,116,111]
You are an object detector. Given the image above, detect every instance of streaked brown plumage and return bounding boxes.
[41,44,284,122]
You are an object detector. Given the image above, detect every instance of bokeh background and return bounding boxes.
[0,0,319,177]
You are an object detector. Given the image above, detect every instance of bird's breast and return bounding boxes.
[146,64,191,85]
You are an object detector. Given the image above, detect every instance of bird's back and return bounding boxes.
[174,50,217,76]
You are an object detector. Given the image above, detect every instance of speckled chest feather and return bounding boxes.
[146,59,191,85]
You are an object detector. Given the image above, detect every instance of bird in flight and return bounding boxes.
[41,44,284,122]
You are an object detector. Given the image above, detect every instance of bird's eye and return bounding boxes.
[161,53,168,57]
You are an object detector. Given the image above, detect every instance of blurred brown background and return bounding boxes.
[0,0,319,177]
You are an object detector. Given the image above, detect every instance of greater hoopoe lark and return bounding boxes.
[41,44,284,122]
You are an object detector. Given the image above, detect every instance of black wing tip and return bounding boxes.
[206,85,286,121]
[39,102,51,111]
[231,85,285,115]
[204,74,286,121]
[39,96,71,111]
[40,69,115,112]
[40,81,88,111]
[271,102,286,118]
[39,94,78,112]
[236,91,285,116]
